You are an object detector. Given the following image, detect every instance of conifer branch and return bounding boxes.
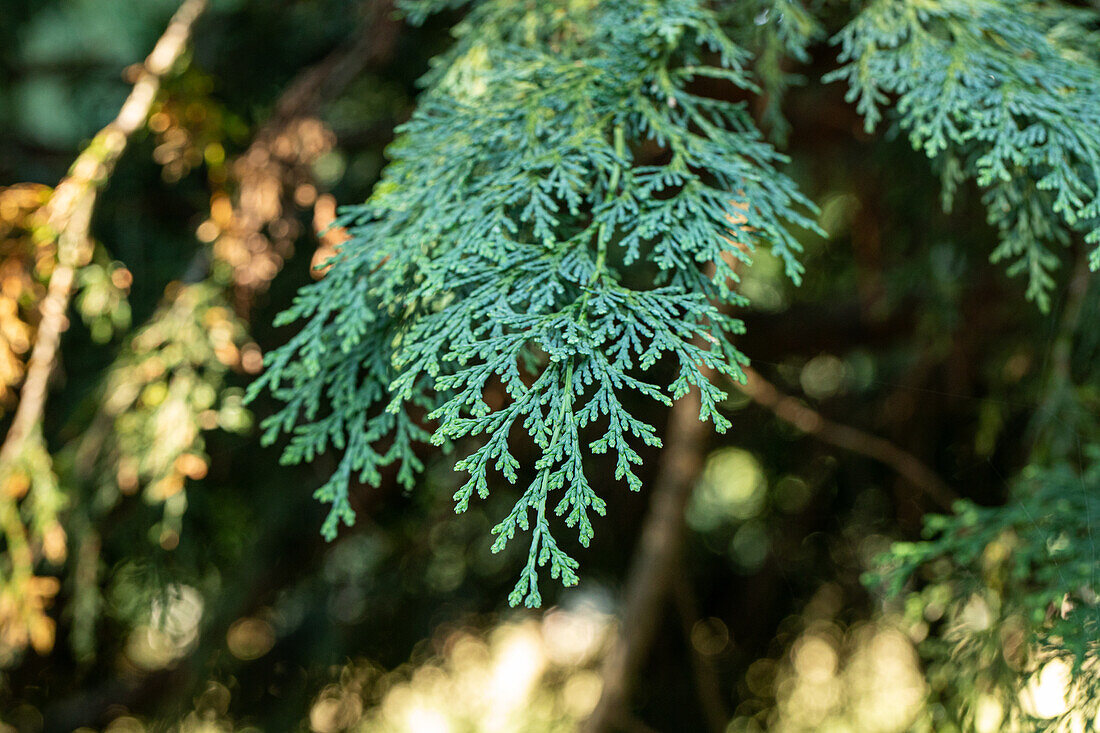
[0,0,207,470]
[0,0,206,659]
[213,0,400,310]
[828,0,1100,309]
[254,0,820,606]
[70,0,399,478]
[582,361,956,732]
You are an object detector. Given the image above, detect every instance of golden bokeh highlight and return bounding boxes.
[305,601,613,732]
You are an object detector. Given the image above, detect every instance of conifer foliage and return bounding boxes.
[828,2,1100,725]
[869,456,1100,727]
[829,0,1100,310]
[250,0,818,606]
[9,0,1100,727]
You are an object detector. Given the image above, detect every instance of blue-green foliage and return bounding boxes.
[722,0,823,145]
[828,0,1100,311]
[249,0,817,606]
[835,2,1100,722]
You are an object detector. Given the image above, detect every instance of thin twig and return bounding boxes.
[581,347,956,732]
[219,0,400,309]
[269,0,397,124]
[46,3,404,716]
[739,366,958,509]
[0,0,208,469]
[70,0,399,477]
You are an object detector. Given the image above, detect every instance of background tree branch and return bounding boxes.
[0,0,208,469]
[739,365,958,510]
[582,381,713,733]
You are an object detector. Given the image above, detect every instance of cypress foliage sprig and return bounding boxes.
[250,0,818,606]
[828,0,1100,310]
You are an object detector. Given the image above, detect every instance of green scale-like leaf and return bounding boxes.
[250,0,818,606]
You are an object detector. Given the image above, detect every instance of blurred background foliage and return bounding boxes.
[0,0,1098,731]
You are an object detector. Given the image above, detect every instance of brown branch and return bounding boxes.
[739,366,958,510]
[583,247,750,732]
[581,353,955,732]
[581,383,712,733]
[270,0,398,124]
[673,570,729,733]
[44,0,402,688]
[0,0,208,469]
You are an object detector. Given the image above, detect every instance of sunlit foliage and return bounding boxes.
[5,0,1100,729]
[872,456,1100,730]
[0,184,52,410]
[829,0,1100,310]
[254,0,819,607]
